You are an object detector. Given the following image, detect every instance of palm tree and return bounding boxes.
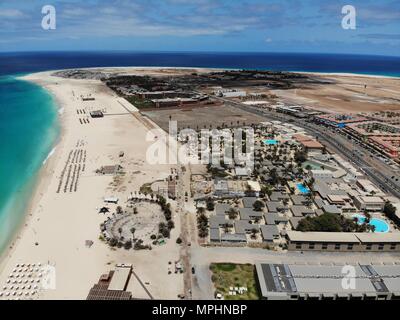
[227,208,238,220]
[250,228,259,240]
[223,223,230,233]
[116,206,123,214]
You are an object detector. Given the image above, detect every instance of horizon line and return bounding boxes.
[1,50,400,59]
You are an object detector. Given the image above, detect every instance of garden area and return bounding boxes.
[210,263,260,300]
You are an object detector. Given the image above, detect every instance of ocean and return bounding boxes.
[1,51,400,77]
[0,75,59,254]
[0,51,399,254]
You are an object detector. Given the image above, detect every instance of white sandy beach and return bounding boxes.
[0,69,185,299]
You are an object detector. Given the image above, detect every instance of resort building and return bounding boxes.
[362,111,400,126]
[215,89,247,98]
[87,264,133,300]
[347,121,400,139]
[313,114,368,128]
[260,225,280,243]
[310,169,333,179]
[292,134,324,151]
[286,231,400,252]
[353,195,385,212]
[256,262,400,300]
[369,136,400,159]
[345,121,400,160]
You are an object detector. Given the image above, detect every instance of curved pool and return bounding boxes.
[296,183,310,194]
[353,214,390,233]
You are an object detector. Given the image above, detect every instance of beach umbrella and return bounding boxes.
[0,292,3,297]
[25,292,29,296]
[27,285,31,289]
[6,279,10,283]
[24,280,28,284]
[2,286,7,290]
[18,292,23,296]
[18,280,22,284]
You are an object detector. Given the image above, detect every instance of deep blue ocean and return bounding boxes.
[0,51,400,254]
[1,51,400,77]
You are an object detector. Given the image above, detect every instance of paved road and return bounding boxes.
[132,270,154,300]
[176,162,193,300]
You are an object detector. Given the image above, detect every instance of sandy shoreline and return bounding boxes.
[0,68,184,299]
[0,78,64,273]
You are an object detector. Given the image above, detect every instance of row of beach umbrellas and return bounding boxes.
[0,263,43,300]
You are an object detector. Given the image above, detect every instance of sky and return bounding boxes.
[0,0,399,56]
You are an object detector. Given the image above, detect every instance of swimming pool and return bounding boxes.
[353,214,390,233]
[296,183,310,194]
[263,139,278,145]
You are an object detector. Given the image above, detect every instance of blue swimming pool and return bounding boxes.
[296,183,310,194]
[353,214,390,233]
[263,139,278,145]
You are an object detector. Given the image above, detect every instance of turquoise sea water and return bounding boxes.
[0,75,59,254]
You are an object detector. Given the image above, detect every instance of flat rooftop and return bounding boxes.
[256,262,400,298]
[108,266,132,291]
